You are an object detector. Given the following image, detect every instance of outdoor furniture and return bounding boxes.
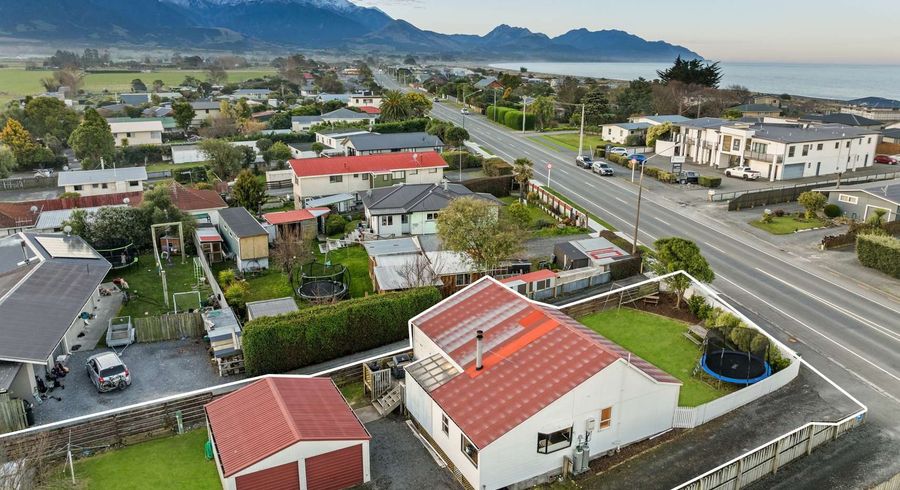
[683,324,709,345]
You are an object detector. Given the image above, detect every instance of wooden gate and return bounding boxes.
[0,395,27,435]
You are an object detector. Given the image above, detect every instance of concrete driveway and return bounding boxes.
[32,338,242,426]
[364,416,460,490]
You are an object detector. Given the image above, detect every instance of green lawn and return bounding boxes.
[0,67,276,104]
[316,244,373,298]
[72,429,219,490]
[579,308,731,407]
[109,253,208,318]
[542,186,617,231]
[145,161,209,173]
[750,216,827,235]
[535,133,612,153]
[339,381,368,409]
[500,196,587,238]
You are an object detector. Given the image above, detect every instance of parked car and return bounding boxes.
[575,155,593,169]
[629,154,647,165]
[433,97,441,103]
[608,147,628,156]
[679,170,700,184]
[874,154,898,164]
[33,169,53,178]
[724,166,760,180]
[85,352,132,393]
[592,161,614,176]
[460,108,470,115]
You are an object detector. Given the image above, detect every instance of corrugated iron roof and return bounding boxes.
[500,269,557,284]
[290,152,447,178]
[411,278,680,449]
[262,208,329,225]
[206,377,370,477]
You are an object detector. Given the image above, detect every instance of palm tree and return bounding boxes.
[380,90,411,122]
[867,209,887,229]
[531,96,556,130]
[512,158,534,202]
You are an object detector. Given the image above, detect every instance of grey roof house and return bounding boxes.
[816,179,899,222]
[362,182,500,237]
[217,207,269,271]
[343,132,445,156]
[800,113,883,129]
[0,233,111,402]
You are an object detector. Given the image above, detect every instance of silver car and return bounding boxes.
[85,352,132,393]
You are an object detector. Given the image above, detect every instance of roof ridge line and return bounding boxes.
[267,378,303,440]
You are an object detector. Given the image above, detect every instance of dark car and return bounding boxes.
[874,154,897,164]
[679,170,700,184]
[575,155,593,169]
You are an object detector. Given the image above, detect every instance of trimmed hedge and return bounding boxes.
[857,233,900,278]
[373,118,429,134]
[487,105,535,131]
[698,176,722,188]
[823,203,842,218]
[463,175,513,197]
[442,150,483,170]
[242,287,442,375]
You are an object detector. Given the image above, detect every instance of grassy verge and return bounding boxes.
[109,254,208,317]
[339,380,368,409]
[529,136,570,153]
[579,308,731,407]
[750,216,827,235]
[540,132,611,152]
[542,187,616,231]
[72,429,219,490]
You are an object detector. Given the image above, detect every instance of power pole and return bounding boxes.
[578,104,585,158]
[631,163,646,255]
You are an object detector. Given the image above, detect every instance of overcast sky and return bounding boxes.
[353,0,900,64]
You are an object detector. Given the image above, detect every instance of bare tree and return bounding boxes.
[396,253,440,289]
[0,432,71,489]
[271,227,312,276]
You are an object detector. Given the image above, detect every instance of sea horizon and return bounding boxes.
[489,61,900,101]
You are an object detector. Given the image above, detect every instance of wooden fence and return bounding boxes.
[134,312,203,343]
[714,170,899,209]
[0,395,27,435]
[560,281,660,318]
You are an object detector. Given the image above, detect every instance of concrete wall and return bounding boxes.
[221,439,371,490]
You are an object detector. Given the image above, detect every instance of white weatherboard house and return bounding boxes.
[289,152,448,205]
[715,123,878,180]
[404,277,681,490]
[206,377,371,490]
[108,120,164,147]
[600,122,651,144]
[57,167,148,197]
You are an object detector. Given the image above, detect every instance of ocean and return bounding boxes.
[489,61,900,101]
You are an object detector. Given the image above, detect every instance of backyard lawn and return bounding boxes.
[533,133,611,153]
[542,186,617,231]
[316,244,373,298]
[750,216,827,235]
[72,428,219,490]
[108,253,208,318]
[578,308,731,407]
[500,196,587,237]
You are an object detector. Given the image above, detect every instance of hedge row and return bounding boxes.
[487,105,535,131]
[442,150,483,170]
[857,234,900,278]
[606,154,721,187]
[822,221,900,249]
[463,175,513,197]
[242,287,442,375]
[373,118,429,134]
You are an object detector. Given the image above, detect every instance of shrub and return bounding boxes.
[761,210,773,224]
[442,150,482,170]
[687,295,713,320]
[698,176,721,188]
[242,287,442,374]
[773,209,785,217]
[656,171,676,183]
[856,233,900,278]
[482,157,512,177]
[373,118,429,134]
[218,269,236,286]
[503,110,535,131]
[642,166,660,178]
[326,214,348,236]
[823,204,842,218]
[462,175,513,197]
[224,281,250,310]
[625,134,645,146]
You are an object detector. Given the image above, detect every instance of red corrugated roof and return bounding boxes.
[0,192,144,228]
[412,278,680,449]
[290,152,447,178]
[357,106,381,114]
[500,269,557,284]
[263,208,329,225]
[168,182,227,212]
[205,377,370,477]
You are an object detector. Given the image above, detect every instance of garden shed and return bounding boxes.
[205,377,371,490]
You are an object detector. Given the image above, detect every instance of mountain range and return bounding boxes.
[0,0,702,61]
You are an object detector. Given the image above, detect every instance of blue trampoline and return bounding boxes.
[701,349,772,385]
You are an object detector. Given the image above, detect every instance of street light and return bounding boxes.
[630,140,681,254]
[521,96,535,134]
[459,89,483,182]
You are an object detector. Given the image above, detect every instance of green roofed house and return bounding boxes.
[105,116,178,132]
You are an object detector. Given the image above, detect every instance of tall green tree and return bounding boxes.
[199,139,242,180]
[265,141,292,170]
[512,158,534,201]
[206,65,228,85]
[530,96,556,130]
[67,108,115,169]
[131,78,147,92]
[380,90,411,122]
[0,119,37,166]
[581,88,615,125]
[797,191,827,219]
[23,97,80,142]
[171,100,196,132]
[232,169,267,213]
[437,197,524,271]
[404,92,433,118]
[657,55,723,88]
[443,126,469,149]
[0,148,15,178]
[651,237,715,308]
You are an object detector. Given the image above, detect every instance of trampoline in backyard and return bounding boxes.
[295,261,349,303]
[701,350,772,385]
[94,241,139,270]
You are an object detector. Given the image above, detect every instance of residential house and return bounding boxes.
[58,167,148,197]
[840,97,900,122]
[205,377,371,490]
[231,88,272,101]
[119,93,152,106]
[217,207,269,271]
[316,129,371,152]
[291,108,376,133]
[168,182,227,224]
[190,101,223,126]
[553,236,630,270]
[667,117,729,165]
[474,76,504,90]
[288,142,318,159]
[816,179,899,222]
[348,91,383,109]
[403,277,681,490]
[0,191,144,237]
[108,120,163,147]
[361,182,500,237]
[751,95,782,107]
[289,152,448,205]
[799,113,883,130]
[292,115,325,132]
[729,104,783,118]
[342,132,445,156]
[262,208,330,240]
[316,93,351,104]
[106,116,177,133]
[629,114,692,126]
[600,122,651,145]
[715,123,879,180]
[245,298,299,321]
[0,233,111,404]
[356,106,381,116]
[882,128,900,144]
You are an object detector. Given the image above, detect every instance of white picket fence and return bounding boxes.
[672,360,801,429]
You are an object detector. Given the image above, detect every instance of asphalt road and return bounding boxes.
[377,73,900,487]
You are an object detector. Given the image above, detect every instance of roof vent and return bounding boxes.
[475,330,484,370]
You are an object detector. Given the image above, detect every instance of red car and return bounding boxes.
[874,154,897,164]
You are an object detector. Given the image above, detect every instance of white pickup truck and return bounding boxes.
[724,166,760,180]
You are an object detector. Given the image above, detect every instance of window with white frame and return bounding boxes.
[381,216,393,226]
[838,194,858,204]
[461,434,478,467]
[330,175,343,183]
[537,426,573,454]
[392,171,406,179]
[732,139,741,151]
[817,143,823,151]
[426,212,438,221]
[599,407,612,430]
[455,274,470,287]
[788,146,795,157]
[535,279,551,290]
[441,414,449,435]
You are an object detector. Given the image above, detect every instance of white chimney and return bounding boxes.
[475,330,484,370]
